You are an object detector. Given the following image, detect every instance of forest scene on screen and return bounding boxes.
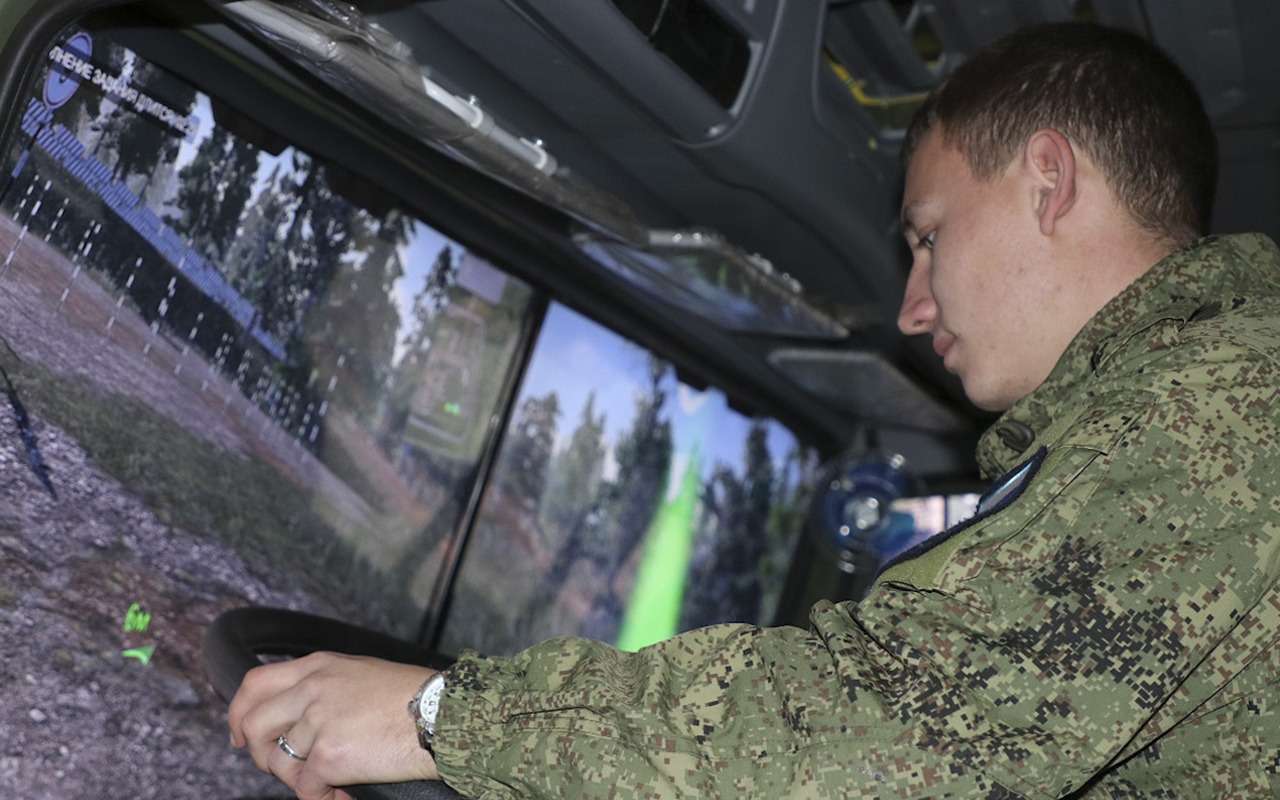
[440,304,819,657]
[0,32,530,796]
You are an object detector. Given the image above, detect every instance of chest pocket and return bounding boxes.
[880,404,1145,595]
[948,404,1148,591]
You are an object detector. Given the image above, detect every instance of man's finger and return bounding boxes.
[265,718,316,791]
[228,652,334,747]
[239,682,317,772]
[294,733,351,800]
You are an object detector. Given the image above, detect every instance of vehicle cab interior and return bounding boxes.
[1,1,1275,797]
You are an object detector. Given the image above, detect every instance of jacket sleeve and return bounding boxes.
[431,339,1280,800]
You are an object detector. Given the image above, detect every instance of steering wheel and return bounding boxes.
[203,606,466,800]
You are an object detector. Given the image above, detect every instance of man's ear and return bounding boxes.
[1024,128,1076,236]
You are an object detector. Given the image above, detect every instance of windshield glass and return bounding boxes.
[1,20,824,799]
[0,29,533,795]
[438,303,818,656]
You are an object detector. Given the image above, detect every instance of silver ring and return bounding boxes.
[276,734,307,761]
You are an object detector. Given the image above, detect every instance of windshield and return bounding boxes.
[437,302,818,656]
[1,24,822,798]
[0,29,534,795]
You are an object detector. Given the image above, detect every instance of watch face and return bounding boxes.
[418,676,444,734]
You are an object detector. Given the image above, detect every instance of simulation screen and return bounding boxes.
[0,30,536,796]
[439,303,819,657]
[1,28,821,798]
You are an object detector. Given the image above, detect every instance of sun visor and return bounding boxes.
[576,231,849,339]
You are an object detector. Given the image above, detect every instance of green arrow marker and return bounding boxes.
[121,644,156,665]
[122,601,151,633]
[615,446,701,652]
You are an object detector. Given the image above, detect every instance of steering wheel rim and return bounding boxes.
[203,606,465,800]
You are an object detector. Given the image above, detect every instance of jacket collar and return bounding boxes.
[974,233,1280,477]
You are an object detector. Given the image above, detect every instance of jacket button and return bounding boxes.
[995,420,1035,452]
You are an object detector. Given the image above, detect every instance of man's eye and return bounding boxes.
[920,231,936,250]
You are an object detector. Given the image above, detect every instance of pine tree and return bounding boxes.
[173,128,261,261]
[598,356,674,583]
[230,154,345,342]
[108,61,197,186]
[211,137,260,257]
[499,392,561,507]
[681,421,776,628]
[301,210,407,422]
[540,392,608,540]
[400,244,455,359]
[262,156,314,340]
[266,157,370,343]
[224,162,287,295]
[758,441,816,621]
[516,360,671,642]
[382,243,455,445]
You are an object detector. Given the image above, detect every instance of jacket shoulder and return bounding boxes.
[1102,295,1280,389]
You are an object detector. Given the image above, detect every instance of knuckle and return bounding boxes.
[307,733,349,770]
[298,675,323,704]
[298,701,324,729]
[240,662,273,690]
[240,706,266,741]
[307,650,339,666]
[296,774,335,800]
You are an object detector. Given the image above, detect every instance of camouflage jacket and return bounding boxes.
[434,234,1280,798]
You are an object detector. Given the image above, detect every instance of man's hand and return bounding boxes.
[228,651,441,800]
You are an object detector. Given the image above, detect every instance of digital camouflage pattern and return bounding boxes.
[433,234,1280,798]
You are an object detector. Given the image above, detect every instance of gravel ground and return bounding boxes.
[0,398,339,798]
[0,166,485,795]
[0,199,378,797]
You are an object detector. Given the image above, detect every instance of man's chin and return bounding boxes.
[959,373,1018,413]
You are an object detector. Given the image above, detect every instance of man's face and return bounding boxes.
[897,127,1066,411]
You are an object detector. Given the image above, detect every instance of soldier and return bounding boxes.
[227,21,1280,799]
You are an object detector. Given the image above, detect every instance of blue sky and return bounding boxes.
[518,304,803,484]
[393,221,457,356]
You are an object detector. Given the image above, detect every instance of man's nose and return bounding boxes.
[897,265,937,336]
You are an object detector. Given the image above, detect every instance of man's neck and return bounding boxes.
[1075,222,1178,321]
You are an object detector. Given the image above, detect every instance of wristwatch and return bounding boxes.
[408,671,447,754]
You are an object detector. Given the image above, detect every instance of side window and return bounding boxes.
[438,303,819,656]
[1,30,532,795]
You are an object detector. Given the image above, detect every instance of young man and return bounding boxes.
[228,22,1280,799]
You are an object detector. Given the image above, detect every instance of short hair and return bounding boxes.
[902,22,1217,245]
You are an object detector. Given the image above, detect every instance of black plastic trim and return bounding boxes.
[419,294,551,651]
